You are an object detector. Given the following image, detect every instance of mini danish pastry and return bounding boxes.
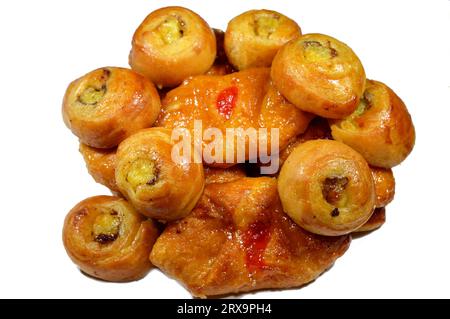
[115,128,204,221]
[62,67,161,148]
[271,33,366,119]
[79,144,118,193]
[278,140,375,236]
[224,9,301,70]
[62,196,159,282]
[129,6,216,87]
[329,80,415,168]
[371,166,395,208]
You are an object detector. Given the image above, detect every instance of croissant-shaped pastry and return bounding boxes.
[271,33,366,119]
[62,67,161,148]
[62,195,159,282]
[353,207,386,233]
[115,128,204,221]
[329,80,415,168]
[79,143,118,193]
[278,140,375,236]
[371,166,395,208]
[156,68,312,167]
[224,9,301,70]
[150,177,350,297]
[129,6,216,88]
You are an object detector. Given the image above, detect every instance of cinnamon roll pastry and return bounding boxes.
[150,177,350,297]
[371,166,395,208]
[224,9,301,70]
[278,140,375,236]
[62,196,159,282]
[129,6,216,88]
[271,33,366,119]
[79,143,118,193]
[353,207,386,233]
[329,80,415,168]
[115,128,204,221]
[156,68,312,167]
[62,67,161,148]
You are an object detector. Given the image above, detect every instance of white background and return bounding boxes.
[0,0,449,299]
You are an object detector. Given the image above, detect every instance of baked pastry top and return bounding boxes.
[151,177,350,297]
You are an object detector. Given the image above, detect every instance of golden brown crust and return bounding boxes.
[204,165,247,185]
[371,166,395,208]
[353,207,386,233]
[150,177,350,297]
[129,6,216,87]
[156,68,313,167]
[62,195,159,282]
[79,143,118,193]
[62,67,161,148]
[278,117,332,166]
[271,33,366,119]
[225,10,301,70]
[115,128,205,221]
[278,140,375,236]
[329,80,415,168]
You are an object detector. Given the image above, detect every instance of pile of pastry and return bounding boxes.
[61,6,415,297]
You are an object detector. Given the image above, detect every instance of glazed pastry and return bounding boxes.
[278,117,332,166]
[156,68,312,167]
[79,143,118,193]
[115,128,204,221]
[257,117,332,175]
[278,140,375,236]
[62,196,159,282]
[271,33,366,119]
[224,9,301,70]
[62,67,161,148]
[204,165,246,185]
[150,177,350,297]
[353,207,386,233]
[129,6,216,87]
[371,166,395,208]
[329,80,415,168]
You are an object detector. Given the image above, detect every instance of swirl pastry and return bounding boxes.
[156,68,312,167]
[62,67,161,148]
[353,207,386,233]
[62,195,159,282]
[79,143,118,193]
[329,80,415,168]
[129,6,216,88]
[224,9,301,70]
[371,166,395,208]
[278,140,375,236]
[271,33,366,119]
[115,128,204,221]
[150,177,350,297]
